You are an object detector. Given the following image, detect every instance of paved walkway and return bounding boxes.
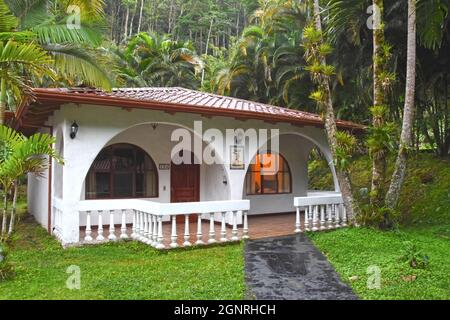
[245,234,358,300]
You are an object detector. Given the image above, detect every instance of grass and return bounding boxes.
[0,217,245,300]
[309,154,450,300]
[309,225,450,300]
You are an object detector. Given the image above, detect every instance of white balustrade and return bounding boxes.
[294,195,347,233]
[76,199,250,249]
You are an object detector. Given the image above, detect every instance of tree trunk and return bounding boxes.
[124,5,129,40]
[371,0,388,207]
[1,190,8,237]
[137,0,144,33]
[385,0,416,208]
[8,180,18,236]
[0,78,6,125]
[312,0,358,220]
[129,1,137,37]
[201,18,214,86]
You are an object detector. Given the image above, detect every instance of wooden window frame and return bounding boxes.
[245,152,292,196]
[85,143,159,200]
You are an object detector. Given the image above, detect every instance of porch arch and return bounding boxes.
[78,121,231,202]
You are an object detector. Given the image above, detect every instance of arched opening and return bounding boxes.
[85,143,158,199]
[244,152,292,195]
[307,146,335,191]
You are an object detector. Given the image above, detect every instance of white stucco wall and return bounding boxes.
[27,102,338,244]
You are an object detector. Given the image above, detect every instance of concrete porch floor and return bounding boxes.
[79,212,304,247]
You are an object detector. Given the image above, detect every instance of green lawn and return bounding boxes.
[0,217,245,300]
[309,225,450,300]
[309,154,450,300]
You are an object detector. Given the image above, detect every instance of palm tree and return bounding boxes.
[113,32,203,89]
[0,125,62,239]
[0,0,113,124]
[0,0,55,124]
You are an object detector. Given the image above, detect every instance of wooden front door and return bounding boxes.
[170,159,200,203]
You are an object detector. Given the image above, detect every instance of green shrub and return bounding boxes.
[399,241,430,269]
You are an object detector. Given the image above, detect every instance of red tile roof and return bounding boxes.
[13,87,364,132]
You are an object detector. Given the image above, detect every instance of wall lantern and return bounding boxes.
[70,121,79,139]
[222,175,228,185]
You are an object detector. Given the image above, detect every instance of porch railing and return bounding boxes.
[77,199,250,249]
[293,195,347,233]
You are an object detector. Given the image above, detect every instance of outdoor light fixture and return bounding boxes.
[223,175,228,185]
[70,121,79,139]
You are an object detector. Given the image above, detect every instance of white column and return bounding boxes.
[108,210,117,241]
[183,215,191,247]
[208,213,216,244]
[84,211,93,241]
[242,211,249,239]
[312,205,319,231]
[170,215,178,248]
[195,214,204,245]
[155,216,165,249]
[295,207,301,233]
[320,205,326,230]
[231,211,239,241]
[120,209,128,239]
[97,211,104,241]
[134,210,141,239]
[220,212,228,242]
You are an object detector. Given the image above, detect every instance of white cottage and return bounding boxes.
[11,87,362,248]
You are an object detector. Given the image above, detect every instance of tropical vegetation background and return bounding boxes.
[0,0,449,299]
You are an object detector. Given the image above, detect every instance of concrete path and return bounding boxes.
[245,234,358,300]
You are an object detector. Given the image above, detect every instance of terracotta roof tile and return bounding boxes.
[16,87,364,132]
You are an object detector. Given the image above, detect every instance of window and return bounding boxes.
[85,144,158,199]
[245,152,292,195]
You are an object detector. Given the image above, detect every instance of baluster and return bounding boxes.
[108,210,117,241]
[304,206,310,231]
[170,215,178,248]
[220,212,228,242]
[131,210,137,239]
[97,211,105,241]
[120,209,128,239]
[295,207,301,233]
[147,214,153,244]
[335,204,342,228]
[139,211,145,240]
[341,205,348,227]
[155,216,165,249]
[312,205,319,231]
[320,205,326,230]
[152,215,158,247]
[231,211,239,241]
[327,205,334,230]
[135,210,141,239]
[195,214,205,245]
[183,215,191,247]
[242,211,249,239]
[84,211,93,241]
[143,212,150,244]
[208,213,217,244]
